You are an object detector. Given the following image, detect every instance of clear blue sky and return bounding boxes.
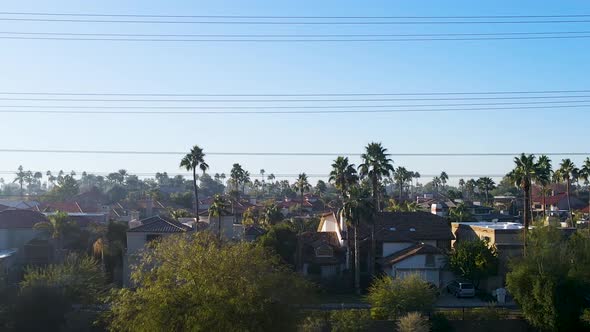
[1,0,590,185]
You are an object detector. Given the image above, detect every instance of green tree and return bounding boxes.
[506,226,590,331]
[33,211,80,251]
[315,179,327,198]
[180,145,209,219]
[476,177,496,205]
[107,232,312,331]
[448,203,473,222]
[329,156,359,201]
[448,238,498,287]
[439,171,449,191]
[580,157,590,218]
[5,284,70,332]
[295,173,311,216]
[554,158,579,227]
[329,309,371,332]
[209,194,229,239]
[536,155,553,219]
[21,253,108,305]
[261,201,283,226]
[257,222,297,267]
[367,275,437,320]
[358,142,393,277]
[393,166,412,199]
[343,186,374,295]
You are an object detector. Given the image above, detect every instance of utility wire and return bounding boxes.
[2,30,590,38]
[3,95,590,102]
[3,35,590,42]
[2,99,590,110]
[0,104,589,114]
[1,12,590,19]
[0,88,588,97]
[0,148,588,157]
[3,17,590,25]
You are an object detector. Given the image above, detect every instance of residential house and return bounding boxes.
[372,212,454,287]
[124,215,193,287]
[0,209,52,265]
[451,221,524,289]
[532,192,586,215]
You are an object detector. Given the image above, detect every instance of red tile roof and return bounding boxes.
[37,202,83,213]
[0,209,48,229]
[362,212,454,242]
[128,216,192,233]
[531,193,567,206]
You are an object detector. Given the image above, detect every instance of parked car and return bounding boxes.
[446,280,475,298]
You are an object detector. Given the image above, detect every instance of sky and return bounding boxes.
[1,0,590,186]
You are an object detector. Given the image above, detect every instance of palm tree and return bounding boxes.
[458,178,465,195]
[329,156,359,200]
[431,176,441,195]
[554,159,579,227]
[33,211,77,252]
[262,203,283,226]
[180,145,209,220]
[536,155,553,220]
[410,171,421,198]
[507,153,542,251]
[580,157,590,219]
[393,166,411,200]
[448,203,472,222]
[440,171,449,191]
[209,194,228,240]
[358,143,393,277]
[476,177,496,205]
[342,186,374,295]
[295,173,311,216]
[358,142,394,212]
[14,165,26,197]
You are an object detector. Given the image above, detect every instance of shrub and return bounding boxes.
[366,275,437,320]
[430,313,453,332]
[329,309,371,332]
[397,312,430,332]
[299,312,328,332]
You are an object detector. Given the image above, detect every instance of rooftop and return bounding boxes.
[454,221,524,230]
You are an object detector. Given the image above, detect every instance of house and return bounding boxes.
[451,221,524,289]
[372,212,454,287]
[244,225,266,242]
[0,200,40,210]
[299,212,347,279]
[462,202,517,222]
[532,192,586,214]
[0,209,51,265]
[124,215,193,287]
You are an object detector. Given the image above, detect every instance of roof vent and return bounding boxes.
[389,227,396,231]
[409,228,416,232]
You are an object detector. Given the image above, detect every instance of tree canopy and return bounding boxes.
[367,275,437,320]
[448,238,498,287]
[506,226,590,331]
[107,232,312,331]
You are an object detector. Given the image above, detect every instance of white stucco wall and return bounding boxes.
[386,254,446,286]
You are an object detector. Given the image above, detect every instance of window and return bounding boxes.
[425,254,435,267]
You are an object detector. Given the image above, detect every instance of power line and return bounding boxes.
[3,17,590,25]
[1,12,590,19]
[3,35,590,42]
[0,104,589,115]
[0,148,588,157]
[0,88,588,97]
[2,30,590,38]
[3,99,590,110]
[3,94,590,102]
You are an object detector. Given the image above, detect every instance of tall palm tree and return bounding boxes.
[209,194,228,240]
[393,166,411,200]
[536,155,553,220]
[342,186,374,295]
[358,142,394,212]
[507,153,542,251]
[33,211,77,252]
[329,156,359,200]
[295,173,311,216]
[458,178,466,196]
[358,142,393,277]
[440,171,449,191]
[410,171,421,198]
[180,145,209,220]
[465,179,477,200]
[554,158,579,227]
[580,157,590,219]
[476,177,496,205]
[14,165,26,197]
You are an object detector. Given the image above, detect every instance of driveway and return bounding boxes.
[435,291,516,308]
